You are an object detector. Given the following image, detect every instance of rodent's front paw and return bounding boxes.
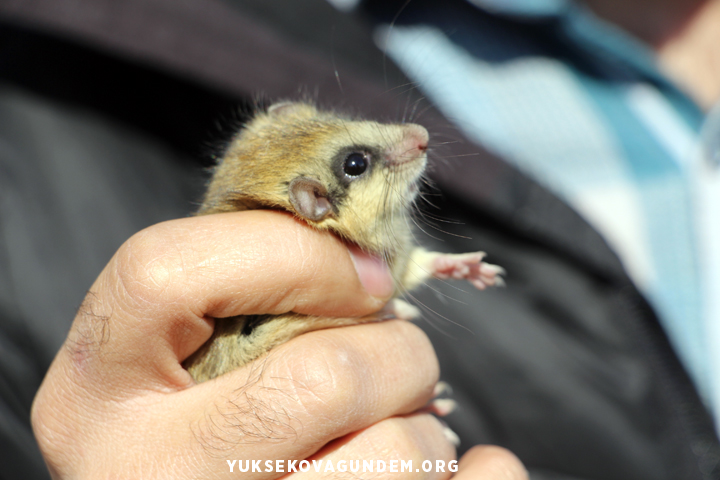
[431,252,505,290]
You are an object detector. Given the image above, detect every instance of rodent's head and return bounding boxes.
[200,101,429,258]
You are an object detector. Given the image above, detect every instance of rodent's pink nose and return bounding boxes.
[390,124,429,165]
[405,124,429,152]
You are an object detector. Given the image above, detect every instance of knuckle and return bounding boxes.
[113,223,189,308]
[197,334,371,449]
[277,334,367,423]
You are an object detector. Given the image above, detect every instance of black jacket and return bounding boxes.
[0,0,717,478]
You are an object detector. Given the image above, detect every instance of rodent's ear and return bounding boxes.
[289,177,333,222]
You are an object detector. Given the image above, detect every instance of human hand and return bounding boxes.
[31,209,527,479]
[29,210,447,478]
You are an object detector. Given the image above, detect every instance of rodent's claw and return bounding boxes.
[492,275,507,288]
[433,381,453,397]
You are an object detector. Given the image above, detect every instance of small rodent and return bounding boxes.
[184,101,504,382]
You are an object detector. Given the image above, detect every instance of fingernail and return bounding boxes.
[433,381,453,397]
[443,426,461,447]
[348,244,394,299]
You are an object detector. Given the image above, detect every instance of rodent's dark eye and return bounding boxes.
[343,152,369,176]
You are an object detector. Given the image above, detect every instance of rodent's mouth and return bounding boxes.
[389,154,427,172]
[385,154,425,200]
